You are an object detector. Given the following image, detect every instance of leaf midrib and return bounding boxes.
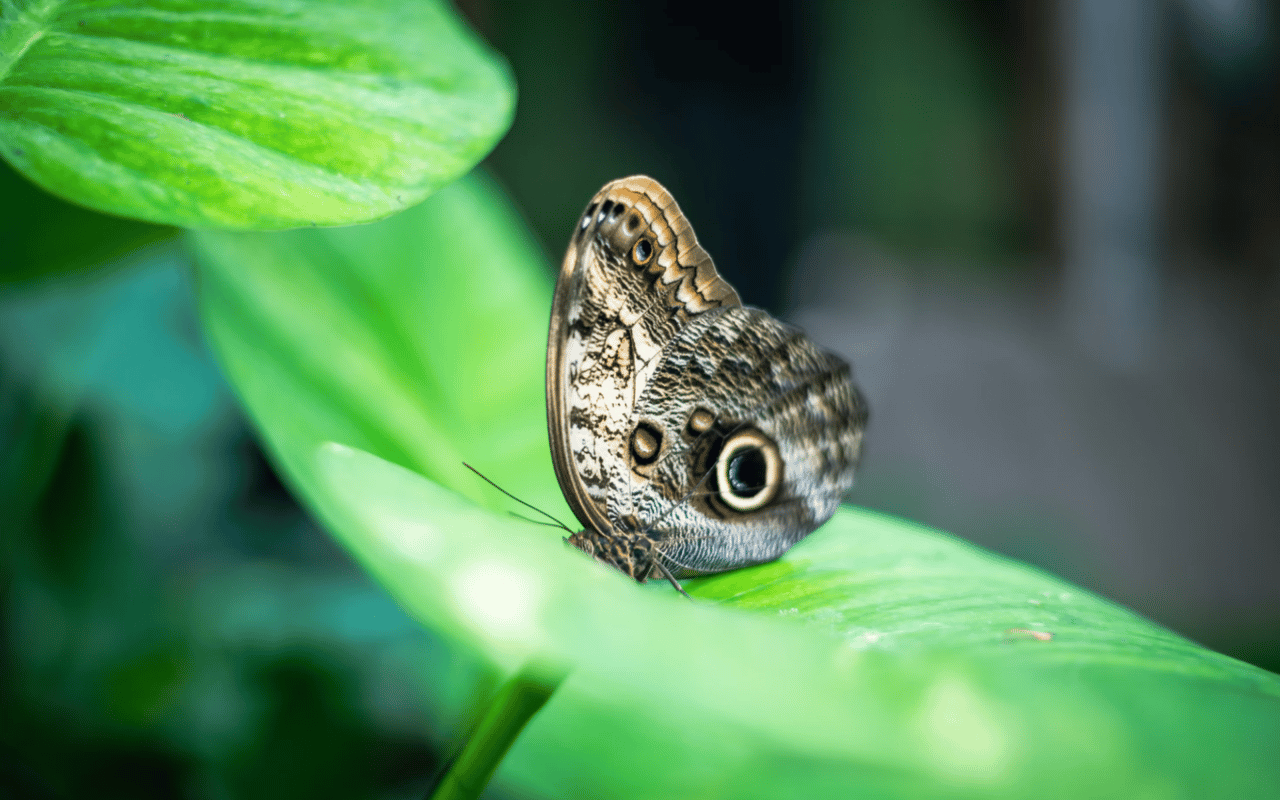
[1,82,405,194]
[0,0,58,83]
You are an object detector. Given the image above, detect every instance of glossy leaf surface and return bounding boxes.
[196,172,1280,798]
[0,0,513,229]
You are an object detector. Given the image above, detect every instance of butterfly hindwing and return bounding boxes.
[625,306,866,575]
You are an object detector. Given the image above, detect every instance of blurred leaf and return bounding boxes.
[0,372,74,519]
[0,247,456,798]
[429,660,564,800]
[0,0,513,229]
[809,0,1024,263]
[196,168,1280,796]
[0,160,171,284]
[193,171,562,516]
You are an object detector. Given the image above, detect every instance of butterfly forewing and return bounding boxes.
[547,177,738,534]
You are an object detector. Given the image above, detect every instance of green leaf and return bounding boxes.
[196,172,1280,797]
[192,171,565,517]
[314,444,1280,798]
[0,0,513,230]
[0,159,171,284]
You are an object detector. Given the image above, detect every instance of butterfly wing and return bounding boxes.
[546,176,740,537]
[628,306,867,575]
[547,175,866,578]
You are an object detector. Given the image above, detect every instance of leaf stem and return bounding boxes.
[428,661,566,800]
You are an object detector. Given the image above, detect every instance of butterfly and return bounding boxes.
[545,176,866,592]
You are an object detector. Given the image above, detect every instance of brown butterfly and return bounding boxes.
[546,176,866,591]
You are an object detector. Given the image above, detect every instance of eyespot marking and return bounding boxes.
[624,214,641,233]
[633,238,653,265]
[630,421,662,465]
[687,408,715,435]
[714,430,782,512]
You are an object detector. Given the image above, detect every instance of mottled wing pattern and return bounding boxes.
[547,175,866,581]
[546,176,740,538]
[627,307,866,575]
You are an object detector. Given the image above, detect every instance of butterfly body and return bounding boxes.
[547,177,866,583]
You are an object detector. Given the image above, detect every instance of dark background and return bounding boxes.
[3,1,1277,798]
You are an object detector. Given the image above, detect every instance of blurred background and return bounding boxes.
[3,1,1277,797]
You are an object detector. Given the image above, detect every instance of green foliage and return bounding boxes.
[0,0,513,229]
[5,1,1278,795]
[196,173,1280,798]
[430,661,564,800]
[808,0,1023,262]
[0,159,171,283]
[193,173,561,517]
[0,250,466,799]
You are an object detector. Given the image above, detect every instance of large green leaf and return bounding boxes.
[0,0,513,229]
[195,172,1280,797]
[193,171,563,516]
[315,445,1280,799]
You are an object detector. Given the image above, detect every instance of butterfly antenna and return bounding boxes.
[507,511,570,529]
[463,462,575,534]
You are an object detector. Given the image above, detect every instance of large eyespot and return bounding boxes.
[632,238,653,265]
[714,430,782,512]
[630,421,663,465]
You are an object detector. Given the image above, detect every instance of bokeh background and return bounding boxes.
[3,1,1277,797]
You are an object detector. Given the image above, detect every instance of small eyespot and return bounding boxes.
[581,203,596,230]
[608,203,625,220]
[624,214,641,233]
[630,421,663,465]
[687,408,715,435]
[597,200,613,224]
[632,238,653,265]
[714,430,782,512]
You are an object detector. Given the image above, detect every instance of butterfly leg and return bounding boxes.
[566,529,690,597]
[652,558,690,598]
